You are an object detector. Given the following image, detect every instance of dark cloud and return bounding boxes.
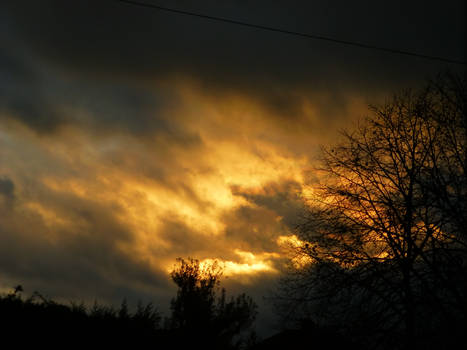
[0,50,67,132]
[2,0,464,119]
[0,176,14,200]
[226,206,282,254]
[156,218,212,257]
[0,176,15,209]
[0,48,199,144]
[231,180,306,231]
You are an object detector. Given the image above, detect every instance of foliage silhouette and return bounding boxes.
[276,72,467,349]
[0,258,259,349]
[0,287,162,347]
[167,257,258,350]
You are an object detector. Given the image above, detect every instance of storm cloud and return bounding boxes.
[2,0,465,132]
[0,0,465,336]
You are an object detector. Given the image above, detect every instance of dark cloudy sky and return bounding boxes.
[0,0,465,335]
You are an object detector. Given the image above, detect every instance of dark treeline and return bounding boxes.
[0,282,359,350]
[0,258,259,349]
[0,287,161,347]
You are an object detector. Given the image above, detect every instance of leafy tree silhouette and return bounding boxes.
[168,257,257,349]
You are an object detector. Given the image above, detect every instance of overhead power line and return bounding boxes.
[116,0,466,66]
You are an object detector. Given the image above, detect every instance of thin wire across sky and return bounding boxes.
[116,0,466,66]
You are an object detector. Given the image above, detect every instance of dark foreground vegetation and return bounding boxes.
[0,287,161,347]
[0,258,258,349]
[0,283,361,350]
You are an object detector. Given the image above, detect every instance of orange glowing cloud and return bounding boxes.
[0,80,368,294]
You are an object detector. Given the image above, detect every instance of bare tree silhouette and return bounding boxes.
[276,73,467,349]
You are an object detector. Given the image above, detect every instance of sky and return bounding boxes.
[0,0,465,335]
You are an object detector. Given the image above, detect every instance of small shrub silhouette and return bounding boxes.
[0,287,161,348]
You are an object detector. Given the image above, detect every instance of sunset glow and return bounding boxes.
[0,1,463,340]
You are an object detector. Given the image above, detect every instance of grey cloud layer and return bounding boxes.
[2,0,464,130]
[0,177,14,200]
[0,48,201,143]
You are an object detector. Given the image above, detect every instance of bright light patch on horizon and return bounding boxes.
[199,249,280,277]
